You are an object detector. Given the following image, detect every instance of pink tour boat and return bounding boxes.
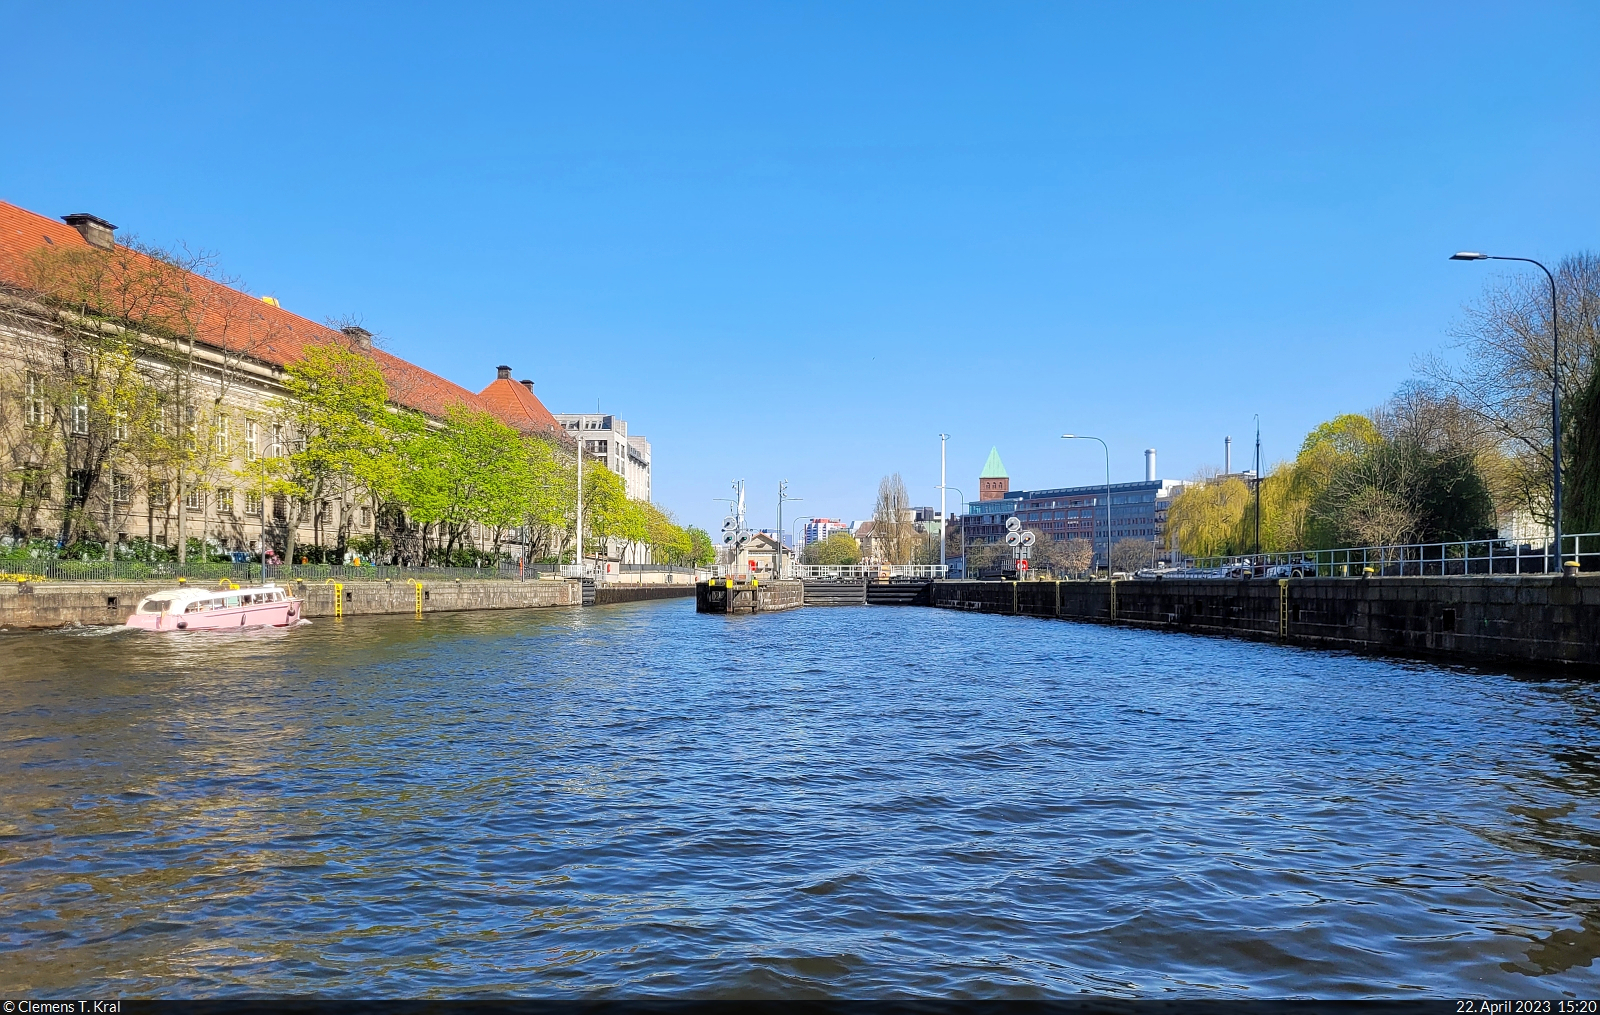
[125,584,303,632]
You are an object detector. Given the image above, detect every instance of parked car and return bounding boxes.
[1261,558,1319,578]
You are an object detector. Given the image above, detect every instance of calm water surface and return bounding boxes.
[2,599,1599,997]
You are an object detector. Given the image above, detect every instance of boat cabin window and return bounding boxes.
[139,597,174,614]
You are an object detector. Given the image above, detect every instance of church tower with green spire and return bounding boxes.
[979,447,1010,501]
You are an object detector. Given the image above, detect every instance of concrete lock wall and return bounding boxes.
[933,577,1600,670]
[696,580,804,614]
[595,585,695,606]
[0,578,583,629]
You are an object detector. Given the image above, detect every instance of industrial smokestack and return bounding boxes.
[1145,448,1156,482]
[1225,436,1232,474]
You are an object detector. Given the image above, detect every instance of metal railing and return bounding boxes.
[1183,531,1600,578]
[0,559,579,584]
[789,564,950,580]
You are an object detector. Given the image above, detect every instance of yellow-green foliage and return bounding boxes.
[1167,475,1253,558]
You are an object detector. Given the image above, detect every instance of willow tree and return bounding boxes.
[1167,474,1252,558]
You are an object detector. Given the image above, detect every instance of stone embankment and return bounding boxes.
[0,575,699,629]
[1,577,583,629]
[933,576,1600,669]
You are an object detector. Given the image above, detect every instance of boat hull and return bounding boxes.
[125,599,302,632]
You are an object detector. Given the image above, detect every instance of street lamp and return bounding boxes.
[1063,434,1112,575]
[789,515,814,572]
[1452,252,1564,567]
[939,434,949,575]
[777,480,801,578]
[937,484,966,576]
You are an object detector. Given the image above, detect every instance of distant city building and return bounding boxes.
[961,448,1185,565]
[804,518,848,545]
[553,413,652,503]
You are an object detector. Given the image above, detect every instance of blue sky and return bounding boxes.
[5,3,1598,534]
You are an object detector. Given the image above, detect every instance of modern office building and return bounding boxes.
[960,448,1185,564]
[803,518,848,545]
[553,413,652,503]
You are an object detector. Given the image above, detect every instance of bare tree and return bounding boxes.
[1421,252,1600,529]
[872,473,917,564]
[1110,537,1153,575]
[1034,535,1093,577]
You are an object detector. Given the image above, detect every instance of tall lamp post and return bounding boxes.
[777,480,801,578]
[1254,414,1261,557]
[1063,434,1112,574]
[1452,252,1564,567]
[789,515,814,572]
[938,484,966,576]
[938,434,949,575]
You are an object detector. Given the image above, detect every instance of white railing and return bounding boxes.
[789,564,949,580]
[1183,531,1600,578]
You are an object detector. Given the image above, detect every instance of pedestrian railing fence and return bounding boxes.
[1185,531,1600,578]
[0,560,577,584]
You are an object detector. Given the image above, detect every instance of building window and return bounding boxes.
[245,420,258,461]
[184,486,204,512]
[245,490,262,516]
[71,391,89,435]
[25,372,49,426]
[149,480,169,506]
[214,414,230,455]
[21,466,50,501]
[66,470,90,507]
[151,406,166,436]
[112,471,132,504]
[269,423,285,459]
[217,488,235,514]
[184,405,198,449]
[112,408,129,442]
[359,506,372,527]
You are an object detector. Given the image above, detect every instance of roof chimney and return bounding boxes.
[1145,448,1157,482]
[496,365,512,380]
[341,326,372,351]
[520,379,535,393]
[61,213,117,251]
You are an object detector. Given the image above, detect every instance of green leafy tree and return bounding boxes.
[802,531,860,565]
[271,339,397,562]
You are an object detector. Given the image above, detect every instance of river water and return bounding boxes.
[2,598,1598,998]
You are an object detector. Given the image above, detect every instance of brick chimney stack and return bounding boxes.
[62,213,117,251]
[497,365,512,380]
[520,379,535,393]
[341,326,373,351]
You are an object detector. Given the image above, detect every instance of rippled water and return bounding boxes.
[2,599,1599,997]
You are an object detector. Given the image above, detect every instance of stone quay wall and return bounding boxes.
[595,584,696,606]
[0,577,582,629]
[932,576,1600,670]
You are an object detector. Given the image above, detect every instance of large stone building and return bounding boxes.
[0,199,577,563]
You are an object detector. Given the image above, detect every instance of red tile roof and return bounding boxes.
[0,199,512,425]
[477,375,571,443]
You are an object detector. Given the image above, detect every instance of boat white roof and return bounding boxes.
[139,584,287,603]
